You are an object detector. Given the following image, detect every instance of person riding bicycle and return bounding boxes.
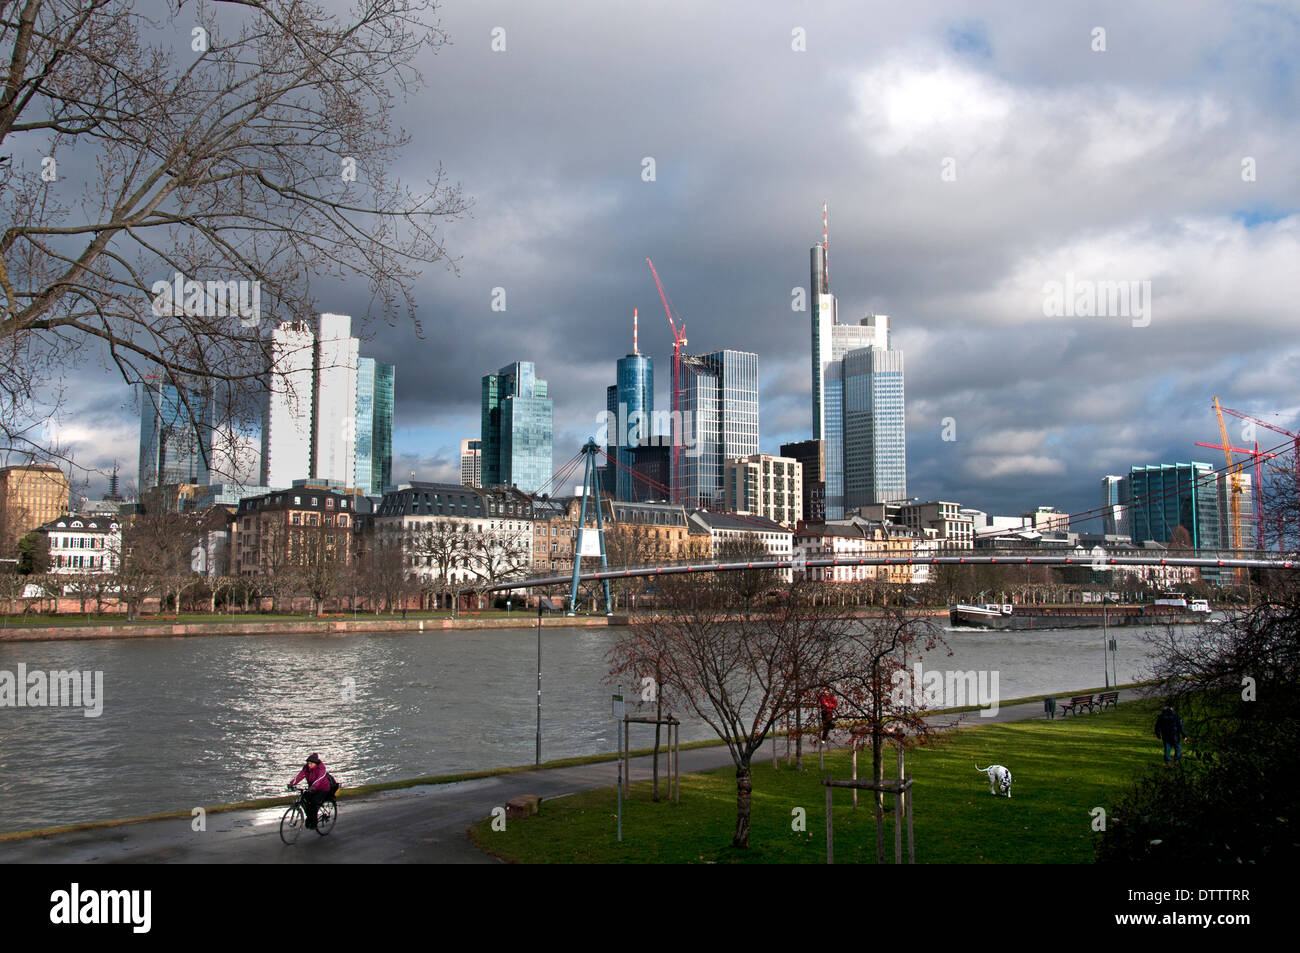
[288,753,333,830]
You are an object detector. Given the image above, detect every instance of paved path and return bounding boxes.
[0,698,1062,863]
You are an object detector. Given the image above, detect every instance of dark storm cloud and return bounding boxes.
[59,1,1300,521]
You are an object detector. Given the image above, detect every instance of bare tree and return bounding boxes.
[1,0,468,484]
[291,516,351,616]
[833,609,950,849]
[408,520,471,611]
[356,530,410,614]
[206,573,237,614]
[256,517,300,613]
[609,575,853,849]
[715,535,780,608]
[464,525,530,602]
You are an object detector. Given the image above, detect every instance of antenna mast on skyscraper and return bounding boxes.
[632,308,638,355]
[646,259,688,500]
[822,200,830,292]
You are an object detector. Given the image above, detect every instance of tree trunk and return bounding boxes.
[795,702,804,770]
[733,761,753,848]
[652,676,663,802]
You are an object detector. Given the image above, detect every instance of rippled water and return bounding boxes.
[0,622,1165,833]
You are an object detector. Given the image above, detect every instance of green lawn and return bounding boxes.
[471,700,1161,863]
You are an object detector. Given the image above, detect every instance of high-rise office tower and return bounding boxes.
[314,312,360,486]
[481,360,553,494]
[460,438,482,487]
[140,375,214,489]
[809,205,906,516]
[355,357,395,495]
[261,320,316,489]
[1101,475,1130,537]
[843,324,906,508]
[1125,462,1221,550]
[609,310,653,501]
[679,349,758,508]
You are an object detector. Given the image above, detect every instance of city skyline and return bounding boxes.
[17,1,1300,525]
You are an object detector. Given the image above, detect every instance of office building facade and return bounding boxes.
[460,439,482,487]
[610,346,653,502]
[481,361,553,495]
[1101,475,1130,538]
[0,464,70,552]
[313,312,360,487]
[781,438,826,523]
[139,376,214,489]
[1124,462,1221,550]
[354,356,394,496]
[261,320,316,489]
[262,314,390,492]
[723,453,802,526]
[843,341,906,508]
[678,349,758,508]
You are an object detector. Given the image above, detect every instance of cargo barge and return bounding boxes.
[949,598,1211,631]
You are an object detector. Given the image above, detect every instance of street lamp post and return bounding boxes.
[1102,599,1109,688]
[535,602,543,765]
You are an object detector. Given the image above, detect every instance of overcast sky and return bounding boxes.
[58,0,1300,526]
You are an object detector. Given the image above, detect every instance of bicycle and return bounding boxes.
[280,784,337,844]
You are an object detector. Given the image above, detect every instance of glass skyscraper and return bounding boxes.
[481,360,552,494]
[355,357,395,495]
[679,349,758,508]
[139,376,213,489]
[843,342,906,508]
[810,235,906,517]
[1124,462,1221,550]
[612,351,653,501]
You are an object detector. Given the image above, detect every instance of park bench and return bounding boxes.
[1059,694,1095,717]
[1096,691,1119,711]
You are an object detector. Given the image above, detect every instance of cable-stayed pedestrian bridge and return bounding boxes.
[484,552,1299,594]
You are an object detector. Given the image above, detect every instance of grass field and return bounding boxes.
[471,699,1161,863]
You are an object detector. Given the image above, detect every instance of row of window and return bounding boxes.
[53,555,113,569]
[50,536,109,549]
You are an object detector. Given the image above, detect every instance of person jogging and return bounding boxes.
[817,688,838,743]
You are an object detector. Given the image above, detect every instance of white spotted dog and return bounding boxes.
[975,763,1013,798]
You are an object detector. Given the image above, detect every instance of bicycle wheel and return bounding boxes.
[315,798,337,836]
[280,802,306,845]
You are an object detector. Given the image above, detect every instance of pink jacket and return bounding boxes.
[290,762,331,792]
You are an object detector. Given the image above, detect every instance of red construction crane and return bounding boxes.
[1218,404,1300,549]
[1195,440,1278,550]
[646,258,688,498]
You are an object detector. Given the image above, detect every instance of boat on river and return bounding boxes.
[949,599,1211,630]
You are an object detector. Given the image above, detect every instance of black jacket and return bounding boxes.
[1154,710,1185,744]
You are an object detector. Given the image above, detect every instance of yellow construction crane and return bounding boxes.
[1213,397,1245,584]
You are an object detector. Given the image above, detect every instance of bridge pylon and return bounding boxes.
[569,438,614,616]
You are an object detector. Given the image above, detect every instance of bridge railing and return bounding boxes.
[484,550,1300,592]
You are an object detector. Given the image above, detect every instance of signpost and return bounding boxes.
[613,686,625,842]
